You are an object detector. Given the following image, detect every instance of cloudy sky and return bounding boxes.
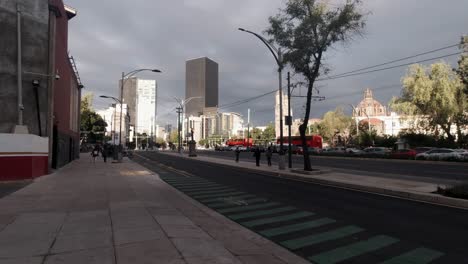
[67,0,467,127]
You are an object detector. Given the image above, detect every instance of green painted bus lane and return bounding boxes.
[217,202,281,214]
[259,217,336,237]
[309,235,399,264]
[280,225,364,250]
[228,206,296,221]
[242,211,315,228]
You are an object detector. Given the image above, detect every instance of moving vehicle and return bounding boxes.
[225,138,253,147]
[279,135,323,149]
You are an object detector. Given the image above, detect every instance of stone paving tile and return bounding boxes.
[171,238,235,259]
[147,207,183,216]
[13,212,66,225]
[238,254,287,264]
[153,215,195,226]
[114,226,166,245]
[115,239,181,263]
[0,222,60,242]
[0,214,16,231]
[0,256,43,264]
[0,236,55,258]
[44,247,115,264]
[257,242,310,264]
[184,256,243,264]
[60,221,112,235]
[162,224,211,239]
[111,213,157,229]
[51,231,113,254]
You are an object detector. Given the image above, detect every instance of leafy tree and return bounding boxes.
[314,108,353,145]
[391,62,467,145]
[80,93,107,143]
[81,92,94,113]
[456,36,468,95]
[266,0,366,170]
[261,124,276,141]
[169,130,179,144]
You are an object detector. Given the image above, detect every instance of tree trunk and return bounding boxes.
[299,124,311,170]
[301,80,315,171]
[300,56,322,171]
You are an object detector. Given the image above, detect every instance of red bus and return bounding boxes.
[226,138,253,147]
[277,135,323,149]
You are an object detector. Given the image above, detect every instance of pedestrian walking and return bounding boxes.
[266,147,272,166]
[235,146,241,163]
[253,146,261,167]
[90,145,100,163]
[102,144,109,163]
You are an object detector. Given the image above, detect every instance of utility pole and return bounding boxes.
[247,108,250,147]
[287,72,292,168]
[176,107,182,153]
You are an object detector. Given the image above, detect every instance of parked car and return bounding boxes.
[414,147,433,154]
[308,147,322,154]
[346,148,364,156]
[454,149,468,161]
[362,147,391,158]
[415,148,458,160]
[323,147,346,155]
[390,149,417,159]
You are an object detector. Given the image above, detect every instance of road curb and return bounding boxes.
[156,151,468,210]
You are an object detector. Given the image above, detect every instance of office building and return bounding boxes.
[185,57,219,117]
[121,78,157,137]
[275,91,289,139]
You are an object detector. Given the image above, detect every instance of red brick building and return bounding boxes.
[0,0,82,180]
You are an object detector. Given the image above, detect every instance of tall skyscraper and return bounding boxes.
[122,78,157,135]
[185,57,219,117]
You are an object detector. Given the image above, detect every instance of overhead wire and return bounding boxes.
[322,43,459,79]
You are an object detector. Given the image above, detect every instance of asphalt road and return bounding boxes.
[194,150,468,184]
[133,151,468,263]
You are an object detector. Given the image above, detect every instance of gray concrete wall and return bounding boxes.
[0,1,50,135]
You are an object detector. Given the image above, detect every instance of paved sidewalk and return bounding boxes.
[156,151,468,209]
[0,155,309,264]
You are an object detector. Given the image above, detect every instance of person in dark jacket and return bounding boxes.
[235,146,241,163]
[102,144,109,163]
[266,147,272,166]
[254,147,261,166]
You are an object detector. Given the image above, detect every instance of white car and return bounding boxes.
[346,148,363,155]
[415,148,460,161]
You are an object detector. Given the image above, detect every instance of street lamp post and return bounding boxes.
[119,68,161,161]
[239,28,285,170]
[100,95,121,159]
[174,96,202,154]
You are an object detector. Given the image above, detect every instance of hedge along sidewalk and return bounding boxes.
[155,151,468,210]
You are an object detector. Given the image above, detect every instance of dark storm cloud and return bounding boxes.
[67,0,468,126]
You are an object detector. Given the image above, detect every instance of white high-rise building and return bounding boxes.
[97,104,129,144]
[275,91,289,139]
[122,78,157,138]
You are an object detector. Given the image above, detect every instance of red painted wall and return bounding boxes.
[0,156,48,181]
[50,0,79,140]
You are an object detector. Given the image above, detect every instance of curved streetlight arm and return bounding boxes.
[100,95,121,104]
[123,68,161,79]
[238,28,281,68]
